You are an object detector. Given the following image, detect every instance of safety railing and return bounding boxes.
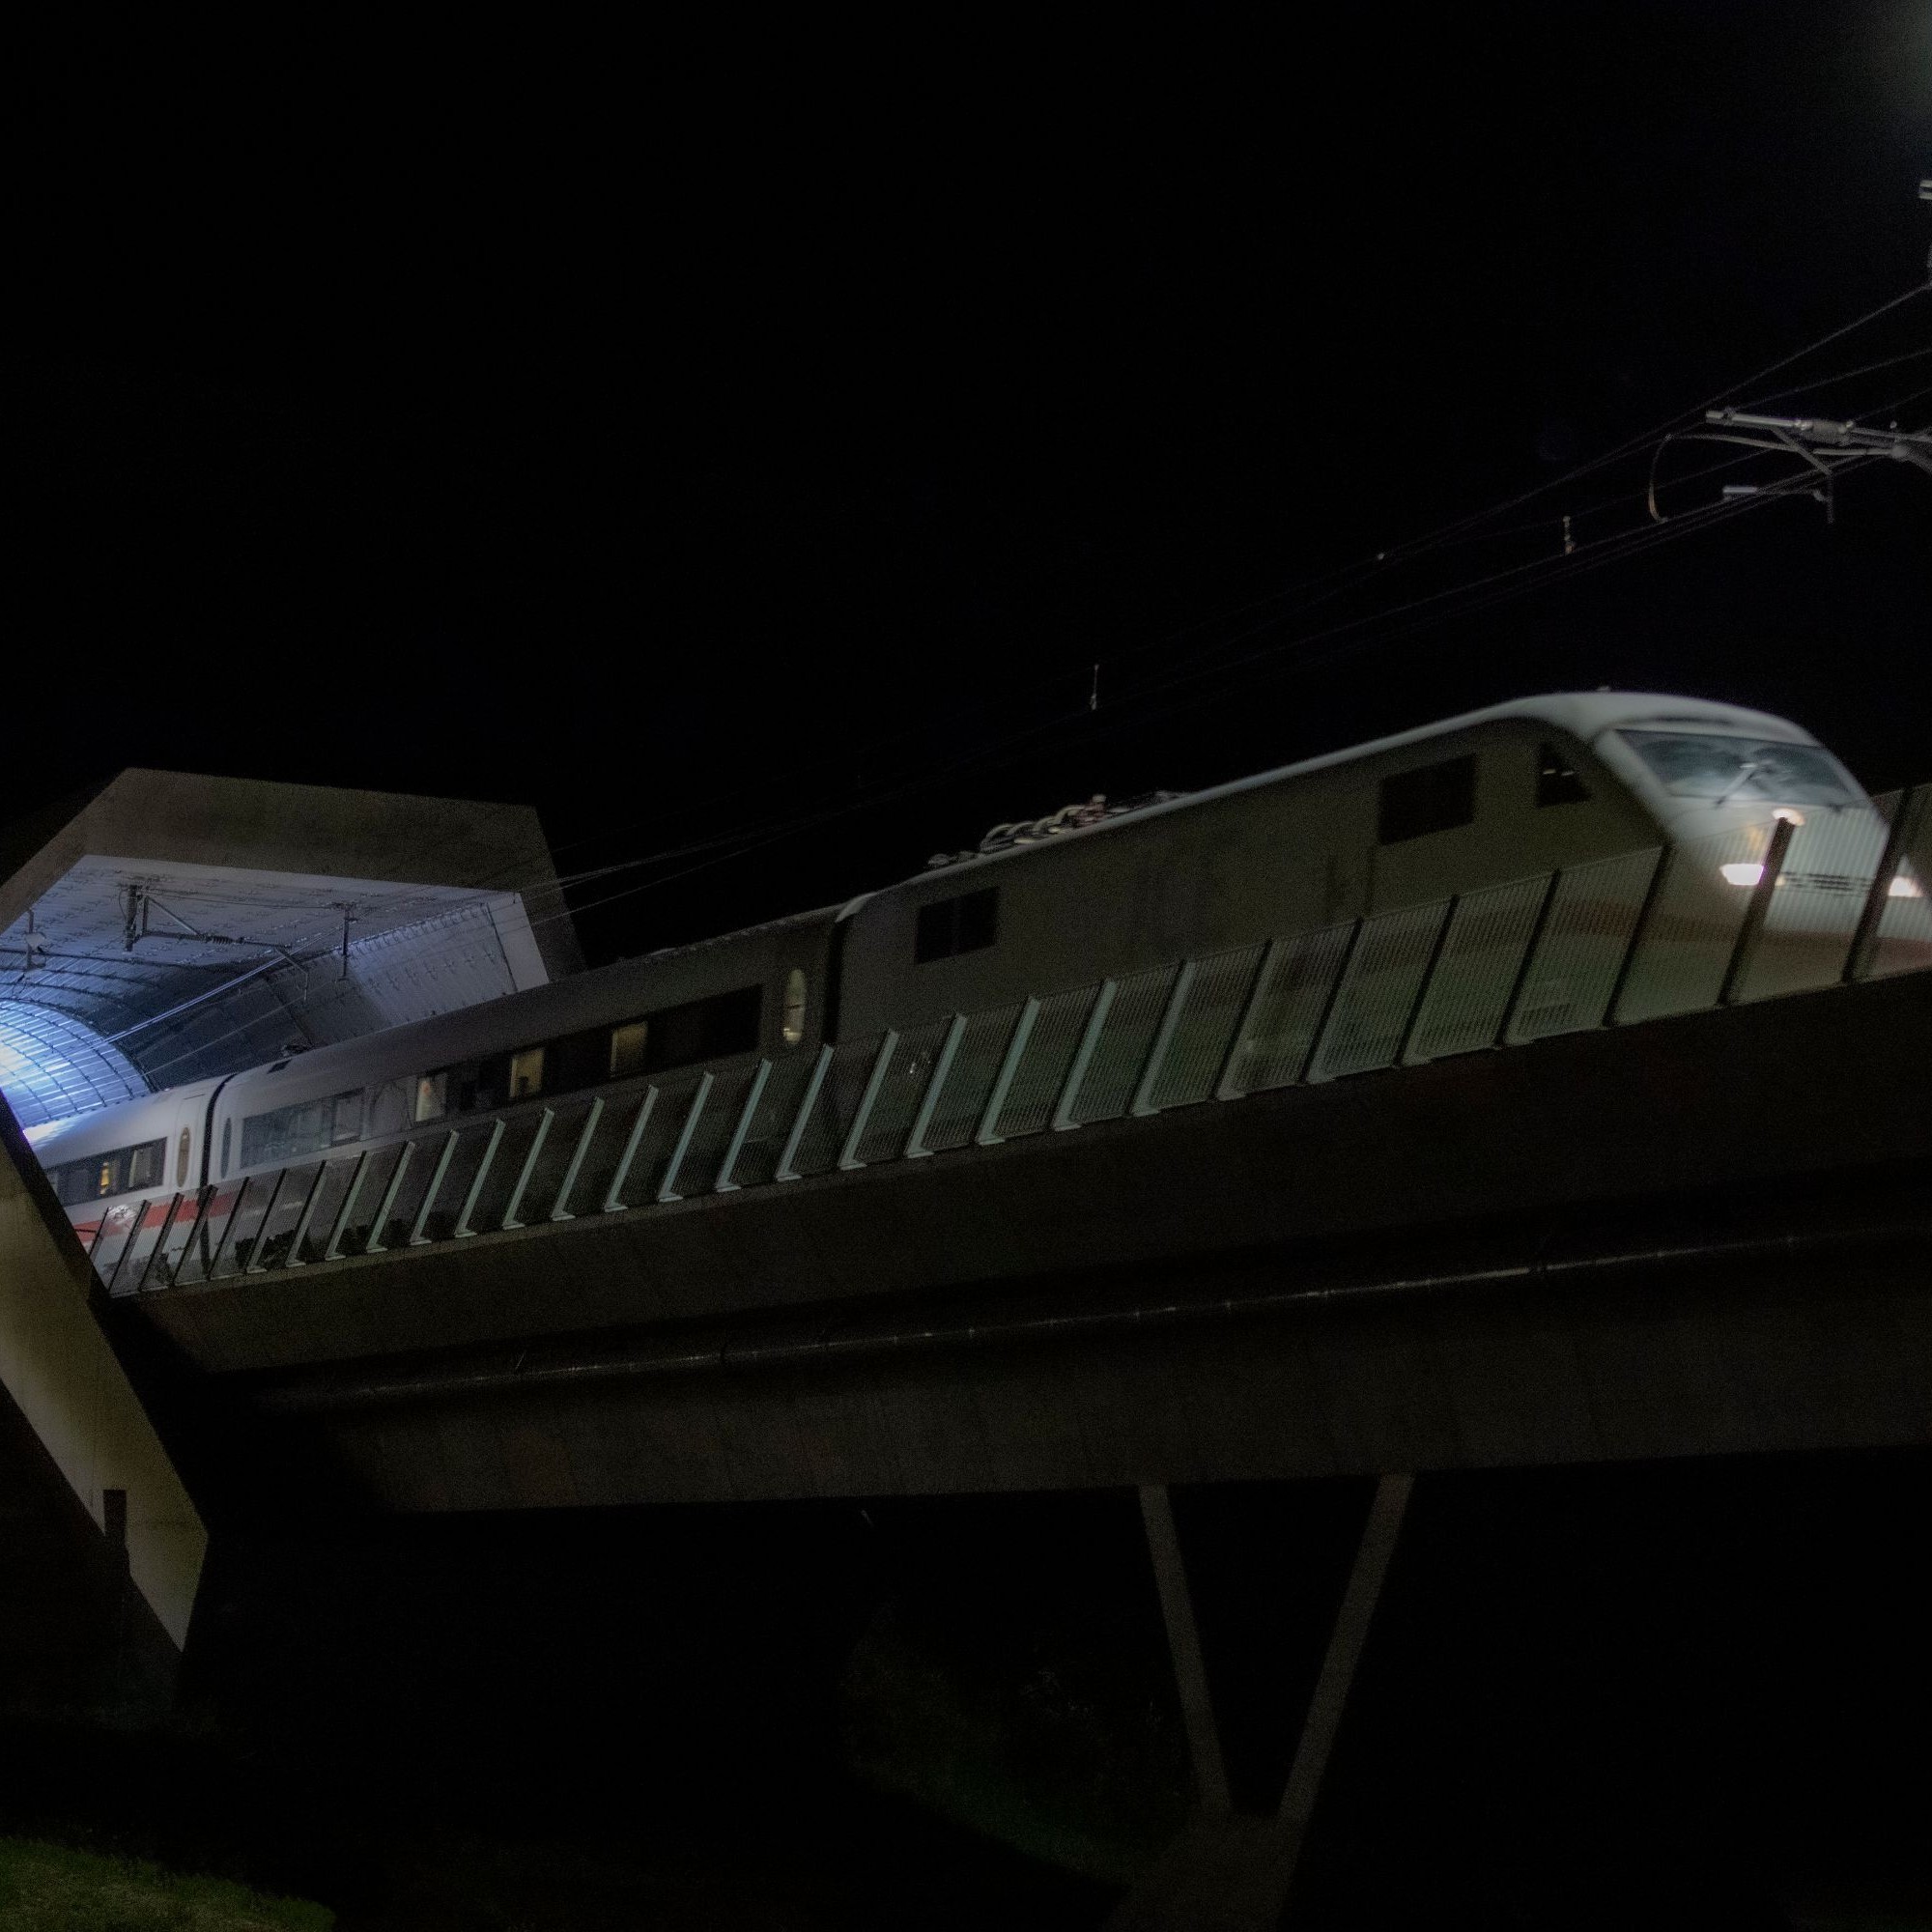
[92,785,1932,1296]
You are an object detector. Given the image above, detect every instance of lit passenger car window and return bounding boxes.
[782,969,808,1045]
[509,1046,545,1099]
[128,1141,160,1190]
[1619,732,1853,806]
[609,1021,648,1077]
[414,1072,448,1122]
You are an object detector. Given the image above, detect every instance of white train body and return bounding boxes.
[30,693,1921,1253]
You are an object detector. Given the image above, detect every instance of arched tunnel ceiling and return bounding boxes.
[0,1001,147,1129]
[0,772,578,1130]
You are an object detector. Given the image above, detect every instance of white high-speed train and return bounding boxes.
[29,692,1923,1254]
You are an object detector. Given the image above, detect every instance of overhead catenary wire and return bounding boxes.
[25,295,1932,1101]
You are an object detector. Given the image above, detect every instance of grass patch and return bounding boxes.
[0,1837,331,1931]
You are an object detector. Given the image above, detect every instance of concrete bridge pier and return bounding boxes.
[1113,1474,1413,1931]
[0,1110,205,1722]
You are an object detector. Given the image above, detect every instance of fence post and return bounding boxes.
[549,1097,605,1221]
[775,1045,833,1181]
[1493,870,1563,1046]
[1719,815,1795,1006]
[1604,847,1671,1027]
[904,1016,967,1157]
[242,1170,293,1274]
[498,1110,554,1230]
[1396,898,1459,1065]
[276,1163,335,1269]
[364,1143,415,1254]
[1051,981,1117,1130]
[406,1132,461,1246]
[838,1034,899,1170]
[1299,918,1365,1084]
[208,1175,255,1276]
[1130,960,1198,1117]
[135,1193,185,1293]
[975,999,1039,1146]
[322,1152,373,1261]
[1213,939,1284,1101]
[713,1065,771,1194]
[452,1119,508,1236]
[657,1074,714,1203]
[165,1185,218,1289]
[601,1089,660,1213]
[1845,786,1922,982]
[103,1199,158,1294]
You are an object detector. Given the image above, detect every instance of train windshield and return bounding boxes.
[1618,731,1856,806]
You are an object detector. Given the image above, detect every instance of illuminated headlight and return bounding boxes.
[1720,862,1764,888]
[1890,874,1924,899]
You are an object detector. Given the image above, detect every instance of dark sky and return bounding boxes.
[20,3,1932,964]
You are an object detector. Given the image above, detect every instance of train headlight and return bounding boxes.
[1720,862,1764,888]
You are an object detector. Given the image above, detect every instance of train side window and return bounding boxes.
[414,1072,448,1122]
[367,1080,411,1139]
[915,886,1000,963]
[1536,743,1591,807]
[509,1046,545,1100]
[176,1128,190,1187]
[781,968,808,1046]
[609,1021,649,1078]
[1378,756,1476,844]
[128,1140,162,1190]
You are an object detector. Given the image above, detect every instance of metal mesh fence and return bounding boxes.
[669,1065,763,1198]
[1503,848,1660,1042]
[288,1154,364,1263]
[1066,965,1181,1125]
[563,1090,648,1211]
[781,1037,887,1178]
[634,1074,709,1202]
[1735,802,1890,1002]
[1866,788,1932,980]
[918,1005,1024,1152]
[1142,943,1266,1111]
[851,1020,955,1165]
[1404,876,1550,1063]
[1611,824,1762,1025]
[1219,923,1355,1094]
[725,1053,822,1188]
[983,985,1100,1139]
[501,1098,601,1223]
[1309,901,1450,1081]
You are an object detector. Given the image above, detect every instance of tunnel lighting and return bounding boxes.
[1890,873,1924,898]
[0,1001,150,1129]
[1720,862,1764,887]
[1772,809,1804,826]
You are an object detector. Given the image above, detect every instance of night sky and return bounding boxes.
[20,4,1932,967]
